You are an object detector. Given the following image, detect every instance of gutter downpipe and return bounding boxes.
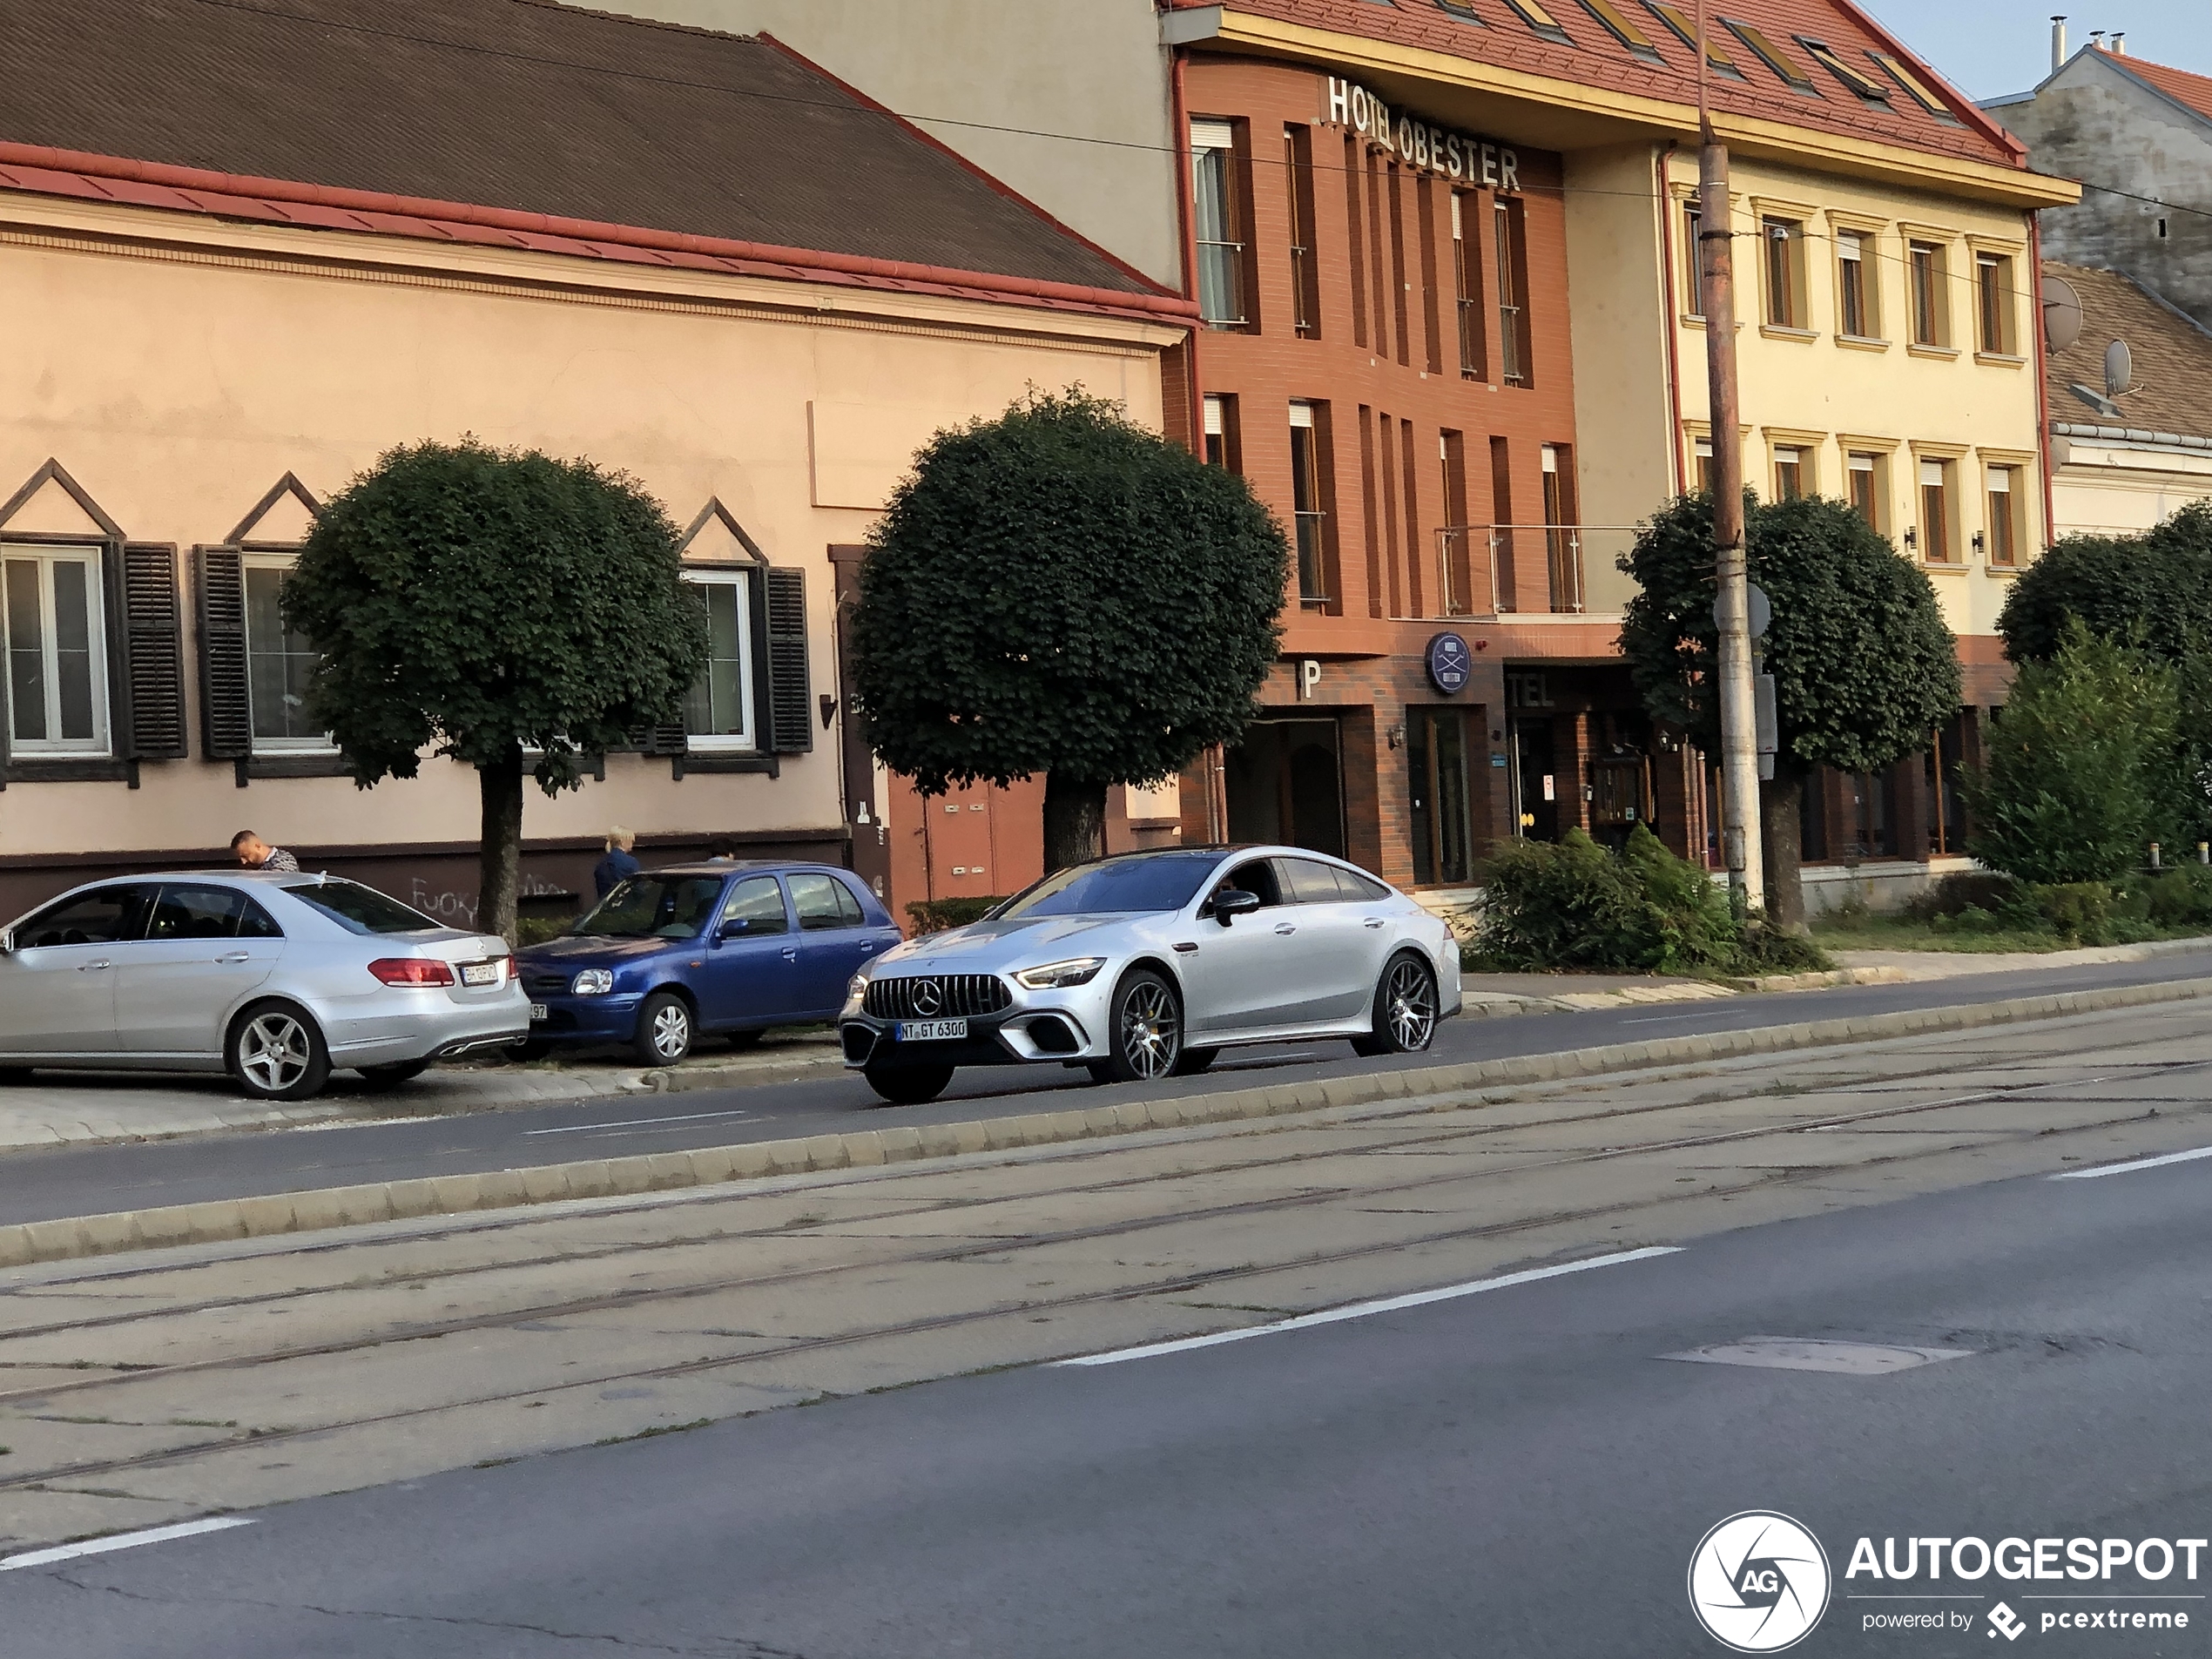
[1656,140,1684,496]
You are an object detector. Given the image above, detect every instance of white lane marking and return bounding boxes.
[524,1109,753,1137]
[1621,1014,1710,1025]
[0,1517,255,1572]
[2050,1144,2212,1180]
[1053,1246,1683,1368]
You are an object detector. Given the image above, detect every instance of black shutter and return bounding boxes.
[121,543,186,760]
[764,566,813,754]
[648,718,687,758]
[194,546,252,761]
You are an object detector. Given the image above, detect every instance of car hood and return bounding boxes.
[516,934,683,968]
[874,914,1148,970]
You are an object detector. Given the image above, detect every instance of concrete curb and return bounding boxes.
[13,974,2211,1272]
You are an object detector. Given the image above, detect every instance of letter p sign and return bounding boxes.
[1298,659,1323,701]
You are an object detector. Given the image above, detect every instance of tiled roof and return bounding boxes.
[0,0,1157,297]
[2045,262,2212,443]
[2096,50,2212,125]
[1182,0,2023,170]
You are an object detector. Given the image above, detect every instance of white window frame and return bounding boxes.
[241,551,338,756]
[2,543,111,757]
[682,568,758,754]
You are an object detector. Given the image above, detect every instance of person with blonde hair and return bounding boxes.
[593,826,639,899]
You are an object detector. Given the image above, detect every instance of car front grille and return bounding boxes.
[864,974,1012,1020]
[523,971,575,998]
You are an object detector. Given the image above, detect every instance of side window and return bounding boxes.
[1215,860,1285,908]
[149,885,253,941]
[1339,867,1393,901]
[236,898,284,940]
[790,873,860,931]
[1279,858,1352,904]
[719,875,788,935]
[17,886,153,948]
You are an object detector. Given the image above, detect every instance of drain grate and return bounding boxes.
[1661,1337,1973,1375]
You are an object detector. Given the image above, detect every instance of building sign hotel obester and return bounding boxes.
[1323,77,1522,193]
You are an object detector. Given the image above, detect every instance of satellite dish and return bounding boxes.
[2043,275,2084,354]
[2106,338,2134,397]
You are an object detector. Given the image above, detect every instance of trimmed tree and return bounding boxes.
[1620,493,1961,927]
[851,389,1287,871]
[284,440,708,941]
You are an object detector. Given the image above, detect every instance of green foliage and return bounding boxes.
[2028,881,2117,946]
[906,896,1007,935]
[1618,493,1960,778]
[1962,626,2176,886]
[514,915,576,947]
[1996,501,2212,666]
[283,439,708,795]
[1473,825,1823,975]
[851,389,1287,794]
[1903,871,2021,922]
[2143,866,2212,930]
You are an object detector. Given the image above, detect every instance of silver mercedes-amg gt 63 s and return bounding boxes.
[839,846,1462,1104]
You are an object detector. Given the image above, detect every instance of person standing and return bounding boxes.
[230,830,299,873]
[593,826,641,898]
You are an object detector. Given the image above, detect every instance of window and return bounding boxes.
[1847,451,1884,529]
[14,886,153,949]
[1501,0,1573,43]
[1919,458,1955,563]
[1452,193,1484,377]
[1408,710,1474,886]
[1797,36,1891,102]
[1290,402,1330,607]
[1908,242,1947,347]
[718,875,788,934]
[1762,218,1806,329]
[790,872,865,930]
[1285,126,1319,339]
[1681,195,1705,317]
[1773,447,1807,501]
[1440,430,1474,617]
[1495,197,1528,386]
[1986,465,2020,566]
[3,548,108,756]
[1578,0,1662,59]
[1203,395,1242,471]
[1726,19,1817,92]
[1976,253,2016,354]
[1541,445,1580,613]
[243,557,331,752]
[1837,231,1874,338]
[1868,51,1958,122]
[681,571,756,752]
[281,879,442,936]
[1279,856,1356,904]
[148,885,282,941]
[1190,120,1246,329]
[1644,1,1743,74]
[997,852,1221,919]
[575,873,726,940]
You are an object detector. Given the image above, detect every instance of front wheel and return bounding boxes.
[227,1002,333,1101]
[631,992,695,1066]
[1352,954,1440,1057]
[357,1059,432,1090]
[1100,968,1183,1083]
[864,1062,954,1105]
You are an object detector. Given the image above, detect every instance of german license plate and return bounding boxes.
[897,1019,968,1042]
[461,961,500,988]
[529,1003,549,1022]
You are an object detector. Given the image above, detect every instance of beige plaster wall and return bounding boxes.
[0,196,1168,865]
[2052,440,2212,538]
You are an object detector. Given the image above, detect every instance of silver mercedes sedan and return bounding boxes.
[839,846,1462,1104]
[0,872,529,1101]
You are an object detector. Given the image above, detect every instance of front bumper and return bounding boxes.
[839,1000,1098,1069]
[524,991,646,1045]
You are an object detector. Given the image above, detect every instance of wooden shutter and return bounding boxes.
[764,566,813,754]
[193,546,253,761]
[121,543,186,760]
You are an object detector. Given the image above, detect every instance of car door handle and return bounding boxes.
[215,951,252,965]
[1174,941,1198,954]
[782,947,798,961]
[1363,918,1386,929]
[1274,923,1297,935]
[79,960,111,972]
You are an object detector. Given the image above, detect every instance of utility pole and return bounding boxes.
[1695,0,1764,914]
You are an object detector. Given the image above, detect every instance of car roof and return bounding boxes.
[645,860,858,878]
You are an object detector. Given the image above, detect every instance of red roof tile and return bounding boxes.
[2096,49,2212,125]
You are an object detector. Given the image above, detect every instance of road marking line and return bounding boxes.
[1052,1246,1683,1368]
[0,1517,254,1572]
[524,1109,753,1136]
[1622,1015,1710,1025]
[2049,1144,2212,1180]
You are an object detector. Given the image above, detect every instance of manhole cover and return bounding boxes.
[1662,1337,1973,1374]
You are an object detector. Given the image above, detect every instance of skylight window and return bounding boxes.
[1867,50,1962,125]
[1578,0,1663,62]
[1642,2,1744,77]
[1796,36,1890,103]
[1434,0,1484,20]
[1724,19,1818,93]
[1501,0,1574,44]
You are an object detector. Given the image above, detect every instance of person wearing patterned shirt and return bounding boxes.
[230,830,300,873]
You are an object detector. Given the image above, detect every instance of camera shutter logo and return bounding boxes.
[1688,1512,1831,1653]
[909,978,943,1016]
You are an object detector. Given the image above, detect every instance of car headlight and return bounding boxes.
[847,974,869,999]
[1015,957,1107,989]
[571,968,616,996]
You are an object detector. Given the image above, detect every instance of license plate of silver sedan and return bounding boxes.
[460,961,501,987]
[897,1019,968,1042]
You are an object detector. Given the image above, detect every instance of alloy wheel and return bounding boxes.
[1386,959,1438,1051]
[651,1002,691,1062]
[1119,980,1181,1079]
[239,1012,312,1092]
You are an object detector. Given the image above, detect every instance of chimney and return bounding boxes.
[2052,14,2067,70]
[2113,31,2128,55]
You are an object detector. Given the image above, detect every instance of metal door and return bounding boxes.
[0,885,153,1056]
[698,875,804,1028]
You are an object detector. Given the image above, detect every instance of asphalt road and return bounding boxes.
[6,1122,2207,1656]
[0,948,2208,1229]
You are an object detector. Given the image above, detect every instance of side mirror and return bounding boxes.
[1212,889,1261,927]
[718,916,751,938]
[0,928,12,954]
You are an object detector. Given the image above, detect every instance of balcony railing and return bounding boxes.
[1424,525,1642,622]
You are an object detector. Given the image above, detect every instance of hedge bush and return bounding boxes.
[906,896,1007,935]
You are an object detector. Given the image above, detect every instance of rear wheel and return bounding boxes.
[1170,1046,1219,1077]
[1100,969,1182,1084]
[863,1062,954,1105]
[631,992,694,1067]
[226,1001,332,1102]
[1351,954,1439,1057]
[357,1059,432,1090]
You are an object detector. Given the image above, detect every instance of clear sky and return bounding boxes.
[1858,1,2212,101]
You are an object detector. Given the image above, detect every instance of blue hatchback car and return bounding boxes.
[516,862,902,1065]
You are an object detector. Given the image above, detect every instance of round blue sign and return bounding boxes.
[1426,631,1474,695]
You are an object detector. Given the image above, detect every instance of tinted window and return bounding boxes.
[577,874,726,941]
[149,885,280,941]
[281,879,442,935]
[16,886,152,948]
[719,876,788,935]
[1279,858,1350,905]
[1210,860,1285,909]
[236,898,283,939]
[998,854,1220,921]
[1339,867,1393,901]
[790,873,862,931]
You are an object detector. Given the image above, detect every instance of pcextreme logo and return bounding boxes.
[1689,1511,1833,1653]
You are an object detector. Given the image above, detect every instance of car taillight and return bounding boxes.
[368,958,455,987]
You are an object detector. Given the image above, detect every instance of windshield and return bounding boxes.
[575,874,727,940]
[996,854,1220,921]
[280,879,443,936]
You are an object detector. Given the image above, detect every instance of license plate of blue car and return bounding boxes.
[897,1019,968,1042]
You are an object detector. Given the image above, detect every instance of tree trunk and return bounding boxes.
[1760,770,1806,932]
[479,746,525,944]
[1042,774,1108,873]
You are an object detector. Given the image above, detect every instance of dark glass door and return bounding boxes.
[1409,710,1474,885]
